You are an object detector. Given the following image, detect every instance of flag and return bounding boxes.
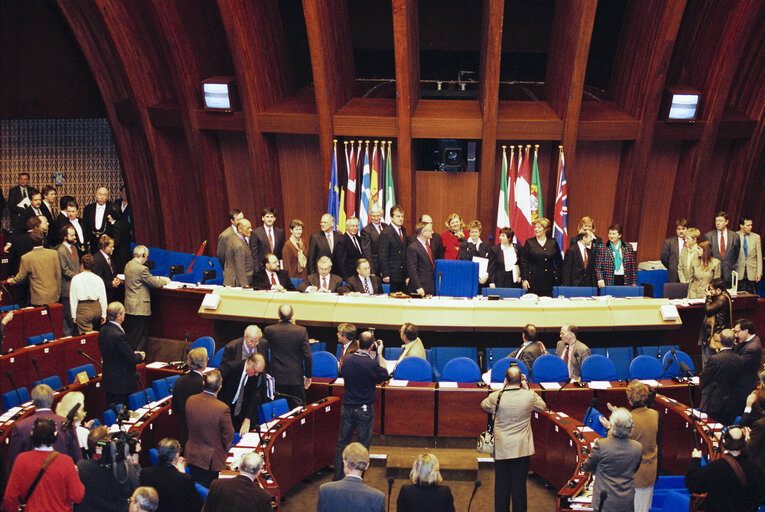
[327,141,340,229]
[359,141,371,227]
[495,145,510,241]
[345,141,356,219]
[384,141,396,223]
[378,144,386,210]
[370,141,379,208]
[553,147,568,256]
[338,188,346,233]
[530,144,543,221]
[507,145,516,235]
[514,145,534,242]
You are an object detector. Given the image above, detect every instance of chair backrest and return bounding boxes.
[190,336,215,359]
[67,364,97,384]
[312,351,339,379]
[661,350,695,378]
[103,408,117,427]
[152,378,172,399]
[211,347,225,368]
[605,347,633,381]
[531,355,569,383]
[583,407,608,437]
[441,357,482,383]
[663,282,689,299]
[629,355,664,380]
[33,376,63,391]
[660,491,690,512]
[2,387,30,410]
[259,398,291,423]
[384,347,403,360]
[553,286,597,298]
[435,259,479,298]
[490,358,529,382]
[0,304,19,313]
[149,448,159,466]
[166,375,180,388]
[431,346,479,378]
[195,483,209,501]
[310,342,327,354]
[290,278,303,289]
[636,346,661,359]
[481,287,526,298]
[581,354,618,382]
[659,345,678,361]
[129,390,148,411]
[27,332,54,346]
[487,347,516,368]
[602,285,644,297]
[393,357,433,382]
[590,347,607,357]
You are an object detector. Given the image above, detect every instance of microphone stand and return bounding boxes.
[31,357,44,385]
[5,371,22,406]
[583,397,598,430]
[680,362,700,449]
[467,479,481,512]
[77,349,103,371]
[274,392,306,411]
[547,378,573,408]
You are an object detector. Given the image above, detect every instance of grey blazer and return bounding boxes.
[582,436,642,512]
[56,242,81,298]
[555,340,591,380]
[480,386,546,460]
[124,258,167,316]
[223,235,254,287]
[736,231,762,281]
[317,476,385,512]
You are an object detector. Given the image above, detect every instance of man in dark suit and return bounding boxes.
[139,437,204,512]
[704,211,741,287]
[319,443,384,512]
[335,217,365,279]
[106,209,132,274]
[297,255,343,292]
[40,186,56,225]
[57,225,81,336]
[732,319,762,418]
[82,187,116,254]
[700,329,744,425]
[406,222,436,296]
[99,302,145,406]
[360,203,387,275]
[340,258,382,295]
[307,213,340,275]
[203,452,273,512]
[223,218,254,287]
[184,370,235,488]
[407,214,444,260]
[92,234,121,302]
[260,304,312,408]
[7,383,81,471]
[53,198,87,253]
[250,207,284,273]
[377,205,408,293]
[171,348,207,449]
[251,253,296,291]
[555,324,591,381]
[660,218,688,283]
[221,325,262,365]
[509,324,544,379]
[20,189,45,228]
[561,230,597,287]
[218,352,270,435]
[7,172,32,232]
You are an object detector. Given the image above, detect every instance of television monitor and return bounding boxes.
[660,87,700,123]
[201,76,239,112]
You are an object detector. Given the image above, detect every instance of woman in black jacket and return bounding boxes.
[397,453,455,512]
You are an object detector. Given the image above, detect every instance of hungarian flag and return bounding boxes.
[359,142,371,227]
[345,141,356,219]
[327,141,340,230]
[530,144,543,221]
[495,145,510,241]
[377,143,386,210]
[384,141,396,223]
[553,147,568,255]
[507,146,516,237]
[514,145,534,243]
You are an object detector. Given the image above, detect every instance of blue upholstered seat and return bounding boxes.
[312,351,339,379]
[393,357,433,382]
[629,355,664,380]
[581,354,618,382]
[441,357,481,383]
[531,355,569,383]
[491,358,529,382]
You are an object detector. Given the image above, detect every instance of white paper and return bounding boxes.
[690,376,700,385]
[227,447,254,459]
[490,382,504,390]
[481,370,492,385]
[539,382,561,390]
[385,361,396,373]
[387,380,409,387]
[145,362,168,369]
[17,197,31,209]
[472,256,489,276]
[587,381,612,390]
[639,379,660,386]
[238,432,263,446]
[333,377,344,385]
[438,381,458,388]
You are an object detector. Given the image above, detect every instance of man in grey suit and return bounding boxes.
[318,442,384,512]
[223,218,254,287]
[360,203,387,276]
[216,208,243,267]
[660,218,688,283]
[124,245,170,350]
[704,211,741,287]
[555,324,591,381]
[57,225,81,336]
[735,216,762,294]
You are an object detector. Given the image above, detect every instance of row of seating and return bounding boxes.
[2,363,97,411]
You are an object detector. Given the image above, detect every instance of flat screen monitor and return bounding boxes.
[667,94,699,121]
[201,76,239,112]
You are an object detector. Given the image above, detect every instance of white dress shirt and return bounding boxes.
[69,271,108,319]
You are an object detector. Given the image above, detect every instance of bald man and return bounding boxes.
[83,186,116,254]
[223,219,254,287]
[307,214,340,275]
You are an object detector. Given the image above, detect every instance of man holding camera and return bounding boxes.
[332,330,389,481]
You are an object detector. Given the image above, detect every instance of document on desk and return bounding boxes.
[639,379,660,386]
[587,381,612,389]
[438,381,458,388]
[388,380,409,386]
[539,382,561,390]
[238,432,262,446]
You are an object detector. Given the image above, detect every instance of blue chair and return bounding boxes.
[384,347,403,360]
[431,347,479,381]
[311,342,327,354]
[211,347,225,368]
[393,357,433,382]
[658,490,690,512]
[190,336,215,359]
[636,346,661,359]
[0,305,19,313]
[663,282,689,299]
[382,283,391,294]
[195,483,209,500]
[258,398,291,423]
[67,364,97,384]
[661,350,695,379]
[146,248,170,276]
[583,407,608,437]
[602,285,644,297]
[166,375,180,389]
[2,387,30,410]
[605,347,633,381]
[312,351,339,379]
[531,355,569,383]
[152,378,172,399]
[27,332,55,346]
[172,256,224,284]
[103,408,117,427]
[553,286,597,298]
[128,389,157,410]
[435,259,478,298]
[630,355,664,380]
[491,358,529,382]
[442,357,482,383]
[33,376,63,390]
[149,448,158,466]
[659,345,679,361]
[487,347,515,368]
[481,287,526,298]
[590,347,607,357]
[290,278,303,289]
[581,355,618,382]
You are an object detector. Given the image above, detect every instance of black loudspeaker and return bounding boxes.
[169,265,185,278]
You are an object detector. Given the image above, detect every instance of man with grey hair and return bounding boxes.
[139,437,203,512]
[221,325,263,364]
[172,347,208,448]
[583,408,642,512]
[307,213,339,275]
[128,487,159,512]
[223,218,254,287]
[319,443,384,512]
[297,255,343,293]
[99,301,145,407]
[124,245,171,351]
[7,383,81,470]
[360,203,387,275]
[700,328,744,425]
[555,324,591,381]
[203,452,273,511]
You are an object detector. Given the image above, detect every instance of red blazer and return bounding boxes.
[441,229,468,260]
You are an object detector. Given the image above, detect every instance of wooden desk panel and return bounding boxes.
[384,383,436,436]
[437,383,490,437]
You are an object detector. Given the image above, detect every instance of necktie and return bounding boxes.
[720,232,726,257]
[22,188,27,199]
[268,229,274,251]
[363,278,371,294]
[376,224,381,234]
[70,245,76,262]
[583,248,588,269]
[352,236,361,254]
[562,345,570,367]
[322,276,328,290]
[327,232,333,253]
[233,374,248,416]
[426,242,434,266]
[744,234,748,258]
[270,273,277,286]
[397,228,404,244]
[34,208,40,215]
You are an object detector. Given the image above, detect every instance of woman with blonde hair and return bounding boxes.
[55,390,91,453]
[687,240,721,298]
[441,213,467,260]
[520,218,562,297]
[396,453,454,512]
[678,227,701,283]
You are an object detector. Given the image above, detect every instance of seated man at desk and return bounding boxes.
[251,253,295,291]
[340,258,381,295]
[297,256,343,293]
[555,324,590,381]
[508,324,544,379]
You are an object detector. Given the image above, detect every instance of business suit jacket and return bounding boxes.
[582,436,642,512]
[509,342,543,378]
[317,476,385,512]
[99,321,141,395]
[7,185,32,232]
[7,410,81,471]
[260,321,312,385]
[685,452,763,512]
[40,200,56,226]
[340,274,382,294]
[21,205,45,229]
[296,272,344,293]
[377,225,408,283]
[218,359,268,427]
[124,258,166,316]
[407,232,444,260]
[139,462,204,512]
[335,232,365,278]
[595,241,638,286]
[660,236,685,283]
[360,222,387,274]
[221,337,254,364]
[204,474,273,512]
[92,250,117,301]
[746,417,765,476]
[223,235,254,287]
[736,231,762,281]
[82,200,116,251]
[677,245,697,284]
[216,225,237,267]
[184,391,235,472]
[53,215,88,253]
[487,244,522,287]
[704,228,741,284]
[700,348,743,422]
[687,257,722,298]
[250,225,285,269]
[561,242,596,287]
[630,406,659,489]
[7,246,62,305]
[733,334,762,401]
[57,242,81,298]
[396,484,455,512]
[8,230,37,274]
[406,240,436,295]
[555,340,591,380]
[251,268,295,291]
[480,386,546,460]
[171,370,203,447]
[107,216,132,274]
[457,240,489,261]
[520,237,563,296]
[307,230,340,275]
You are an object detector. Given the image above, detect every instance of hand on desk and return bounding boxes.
[691,448,702,458]
[240,418,251,437]
[303,376,311,389]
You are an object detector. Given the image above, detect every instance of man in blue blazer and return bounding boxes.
[318,443,385,512]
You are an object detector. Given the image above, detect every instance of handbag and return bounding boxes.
[18,451,58,511]
[477,387,506,454]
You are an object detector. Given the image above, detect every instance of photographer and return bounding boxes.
[76,426,141,512]
[332,330,390,481]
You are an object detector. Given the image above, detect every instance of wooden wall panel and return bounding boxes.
[217,131,258,220]
[415,172,478,231]
[276,134,324,234]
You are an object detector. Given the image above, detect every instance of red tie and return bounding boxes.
[322,276,329,290]
[720,232,726,257]
[268,230,274,251]
[584,249,588,269]
[397,228,404,244]
[70,245,77,261]
[270,273,277,286]
[562,345,570,366]
[426,243,434,266]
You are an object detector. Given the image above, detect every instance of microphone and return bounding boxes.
[597,490,607,512]
[274,392,306,408]
[387,477,394,512]
[583,397,598,430]
[77,349,103,370]
[547,378,572,406]
[670,348,682,376]
[62,402,80,430]
[467,479,482,512]
[658,354,675,381]
[31,357,44,384]
[5,371,22,406]
[437,271,443,296]
[679,361,694,378]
